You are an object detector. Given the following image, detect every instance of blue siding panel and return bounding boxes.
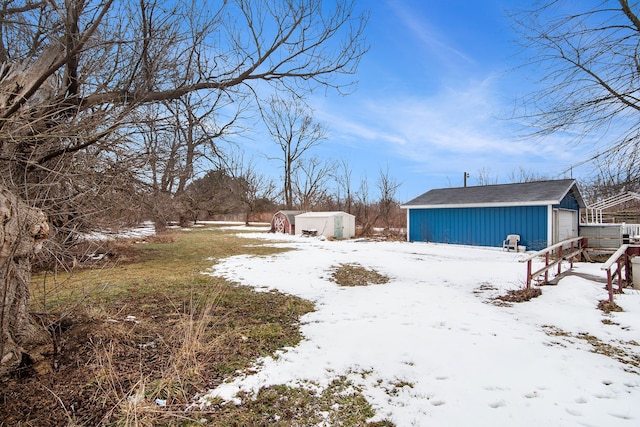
[408,205,548,250]
[558,191,580,211]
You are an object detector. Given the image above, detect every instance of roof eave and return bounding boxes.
[401,200,560,209]
[567,182,587,208]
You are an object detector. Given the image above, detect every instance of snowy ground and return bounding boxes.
[81,221,157,240]
[197,227,640,426]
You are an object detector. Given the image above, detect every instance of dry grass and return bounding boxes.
[4,225,350,426]
[598,299,624,313]
[198,377,381,426]
[543,325,640,373]
[330,263,390,287]
[495,287,542,303]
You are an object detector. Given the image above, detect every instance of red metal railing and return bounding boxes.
[598,245,640,303]
[519,237,586,289]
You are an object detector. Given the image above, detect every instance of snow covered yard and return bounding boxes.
[198,229,640,426]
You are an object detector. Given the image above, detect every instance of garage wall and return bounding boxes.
[408,205,548,250]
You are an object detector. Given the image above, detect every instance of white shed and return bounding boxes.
[294,211,356,239]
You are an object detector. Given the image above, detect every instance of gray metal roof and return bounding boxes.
[402,179,585,208]
[275,210,303,223]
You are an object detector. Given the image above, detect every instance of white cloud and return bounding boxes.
[313,75,583,186]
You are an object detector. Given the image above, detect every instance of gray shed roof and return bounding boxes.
[402,179,585,209]
[275,210,303,223]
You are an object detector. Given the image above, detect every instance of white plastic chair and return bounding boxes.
[503,234,520,252]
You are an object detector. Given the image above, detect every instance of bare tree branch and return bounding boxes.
[512,0,640,157]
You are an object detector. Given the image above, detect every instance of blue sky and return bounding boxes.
[244,0,601,203]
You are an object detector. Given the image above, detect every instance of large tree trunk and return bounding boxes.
[0,186,50,377]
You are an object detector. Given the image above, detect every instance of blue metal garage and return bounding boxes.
[401,179,585,251]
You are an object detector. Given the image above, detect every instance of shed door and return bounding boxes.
[334,215,343,239]
[555,209,578,243]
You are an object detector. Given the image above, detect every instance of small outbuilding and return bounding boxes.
[401,179,586,251]
[271,210,303,235]
[295,211,356,239]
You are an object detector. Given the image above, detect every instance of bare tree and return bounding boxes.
[512,1,640,161]
[0,0,368,376]
[1,0,367,205]
[263,95,327,209]
[293,156,335,211]
[355,174,373,236]
[136,93,239,229]
[334,158,354,214]
[377,166,401,231]
[476,168,499,186]
[580,151,640,204]
[507,167,549,184]
[229,157,278,225]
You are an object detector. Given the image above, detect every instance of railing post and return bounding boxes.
[544,252,549,285]
[526,260,532,290]
[625,249,630,286]
[557,246,562,276]
[617,258,623,292]
[607,269,614,304]
[570,241,575,268]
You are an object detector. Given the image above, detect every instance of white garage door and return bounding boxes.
[555,209,578,243]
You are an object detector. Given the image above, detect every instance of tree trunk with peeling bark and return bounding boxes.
[0,186,49,377]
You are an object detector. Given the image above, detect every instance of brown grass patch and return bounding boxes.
[543,325,640,373]
[197,377,385,426]
[495,287,542,303]
[330,263,390,287]
[598,299,624,313]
